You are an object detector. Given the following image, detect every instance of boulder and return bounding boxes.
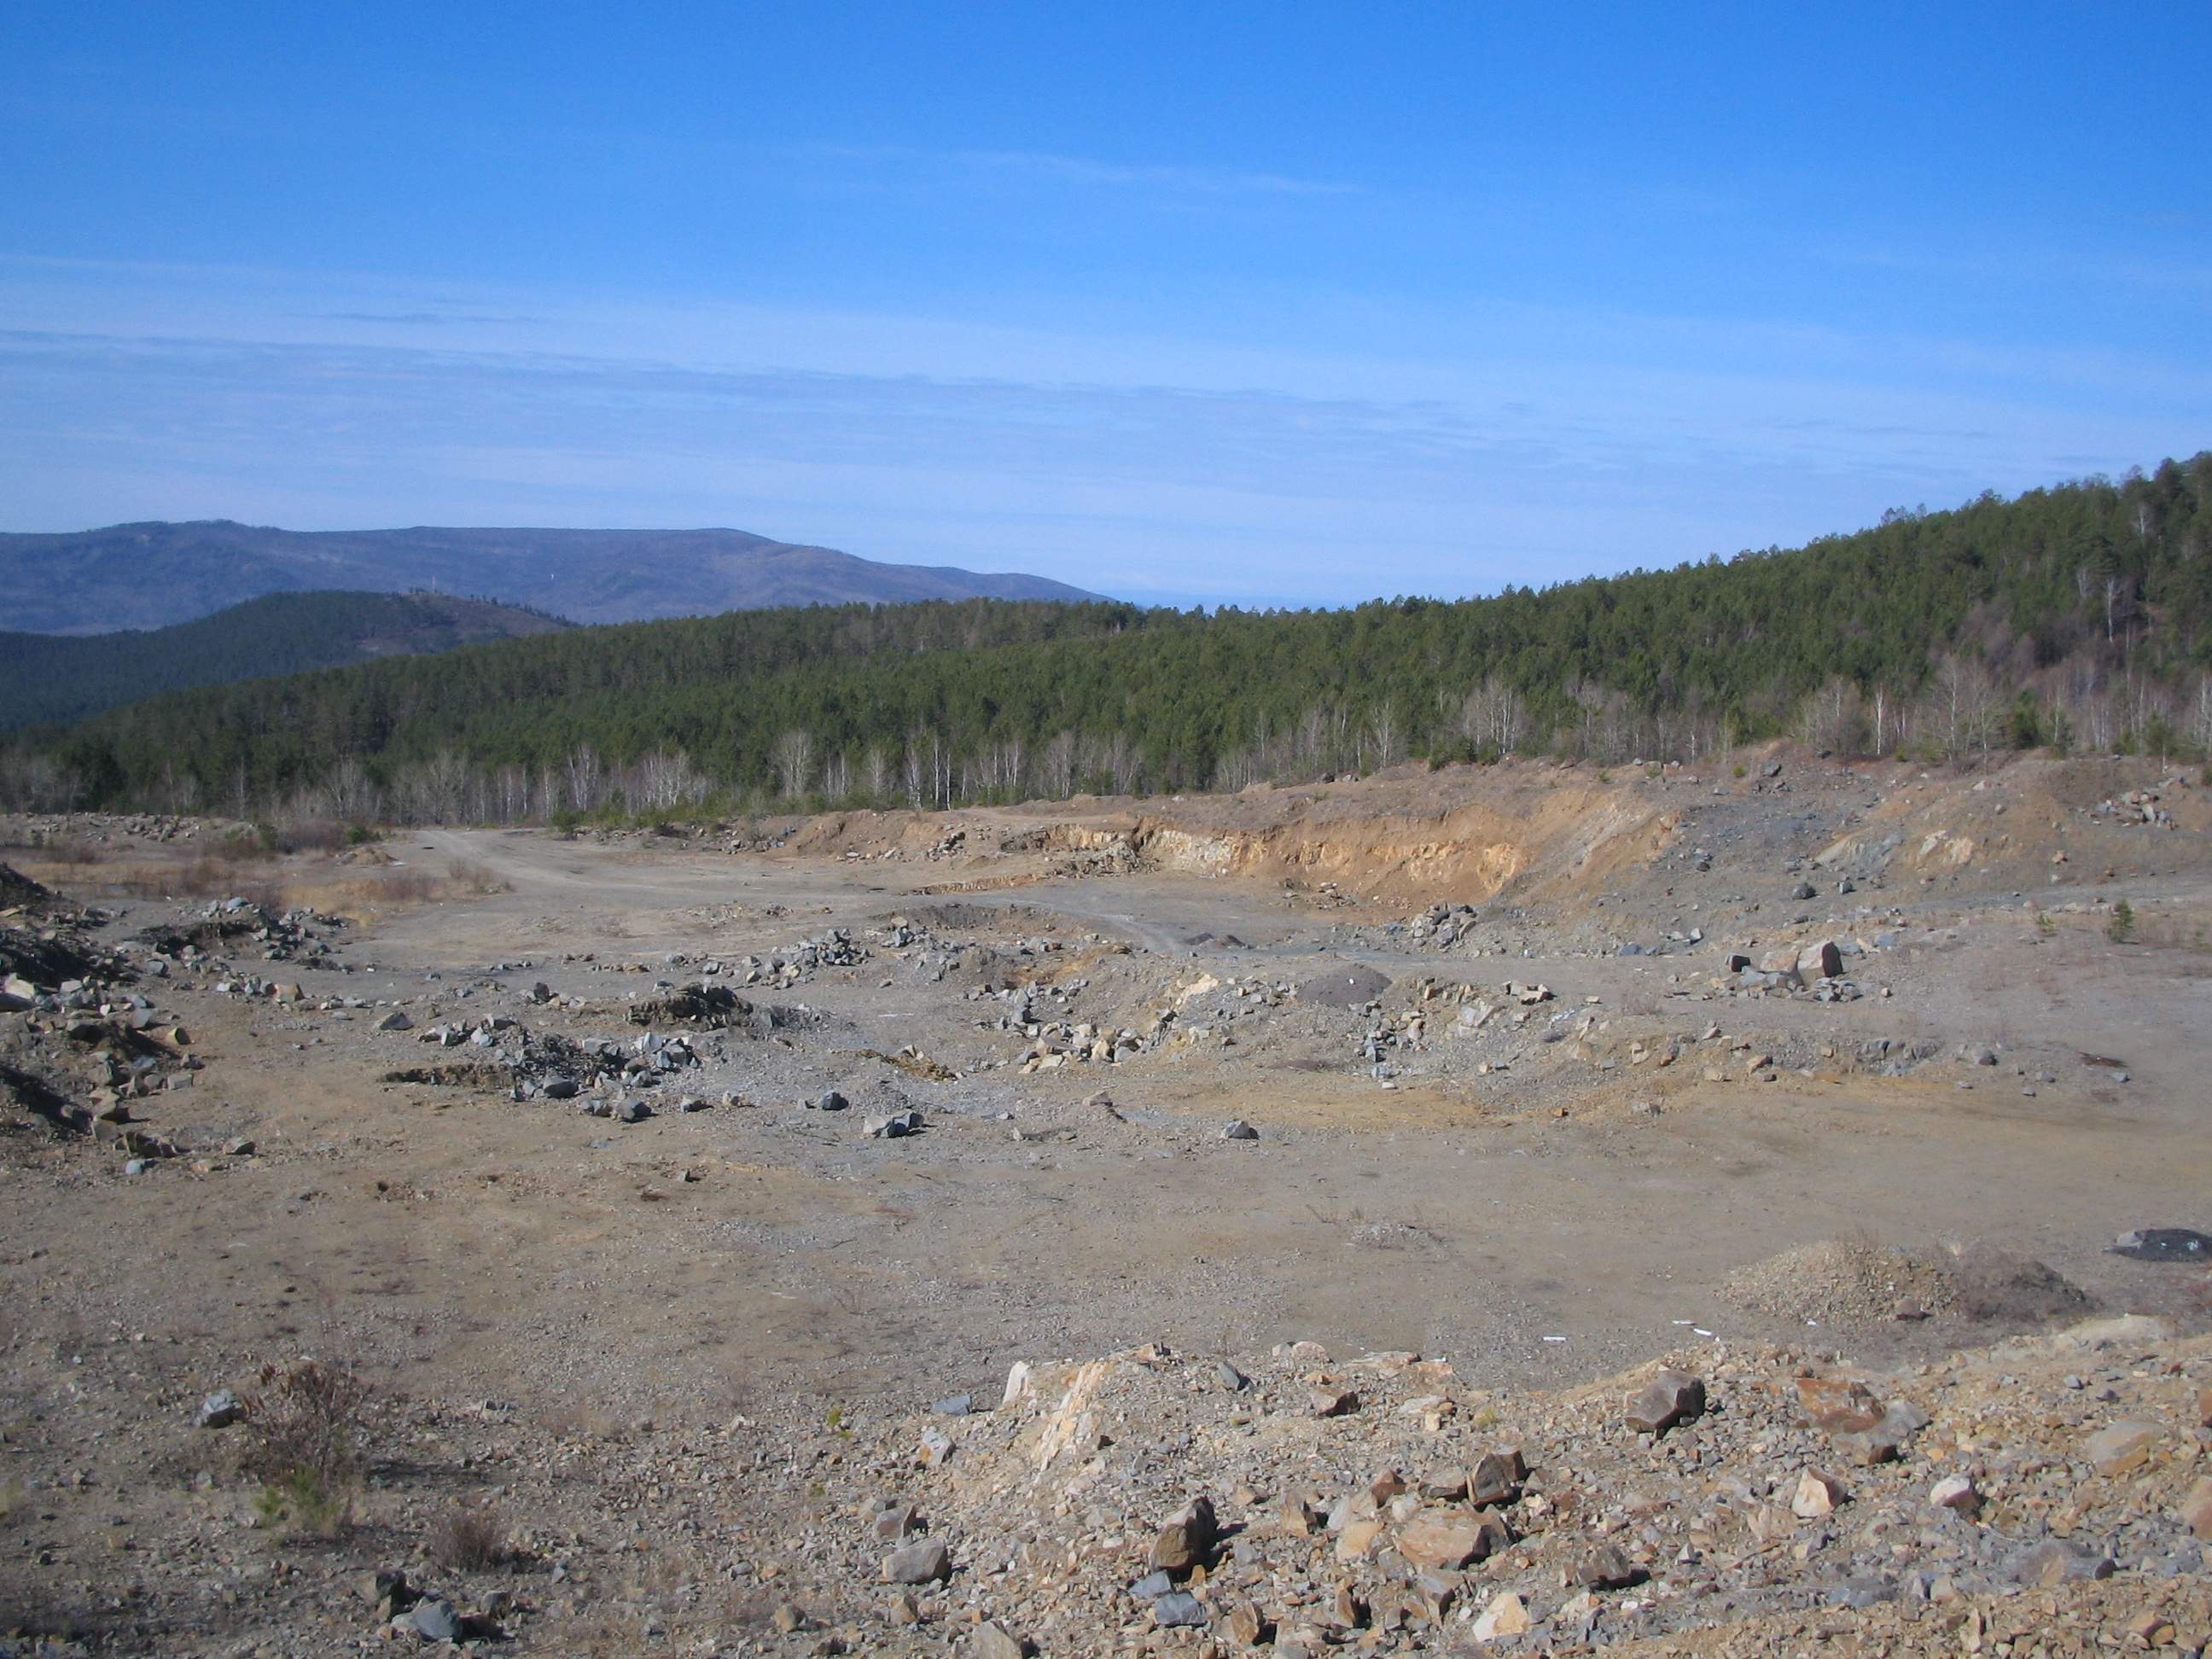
[1832,1400,1930,1466]
[1467,1448,1525,1507]
[1567,1541,1639,1591]
[1625,1369,1705,1436]
[198,1389,242,1429]
[869,1504,919,1541]
[1794,1376,1884,1434]
[1334,1519,1384,1563]
[1309,1387,1360,1418]
[1471,1592,1530,1641]
[2011,1539,2114,1586]
[1152,1591,1208,1628]
[2180,1476,2212,1540]
[881,1539,952,1584]
[1797,940,1843,979]
[1394,1509,1499,1572]
[2081,1419,2161,1476]
[410,1598,460,1643]
[1221,1119,1260,1141]
[1929,1474,1981,1516]
[1225,1603,1267,1646]
[1792,1468,1848,1519]
[1149,1496,1218,1575]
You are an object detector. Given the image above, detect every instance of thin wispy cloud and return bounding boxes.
[3,5,2204,608]
[1,259,2195,609]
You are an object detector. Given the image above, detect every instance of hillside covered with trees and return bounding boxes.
[6,456,2209,824]
[0,591,571,734]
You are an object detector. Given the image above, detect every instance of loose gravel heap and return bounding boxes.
[1722,1239,1962,1329]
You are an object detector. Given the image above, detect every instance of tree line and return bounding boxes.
[5,455,2210,825]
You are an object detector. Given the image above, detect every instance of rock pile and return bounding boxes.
[794,1316,2211,1652]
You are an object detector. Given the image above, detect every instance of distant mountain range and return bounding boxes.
[0,591,569,732]
[0,521,1107,634]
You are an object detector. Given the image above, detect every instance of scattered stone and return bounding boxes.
[867,1110,925,1138]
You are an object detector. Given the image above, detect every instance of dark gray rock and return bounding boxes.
[198,1389,241,1429]
[1152,1591,1208,1627]
[410,1598,460,1642]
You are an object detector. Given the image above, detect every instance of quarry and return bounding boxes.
[2,748,2209,1656]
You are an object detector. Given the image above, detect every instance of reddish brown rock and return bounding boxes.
[1625,1370,1706,1436]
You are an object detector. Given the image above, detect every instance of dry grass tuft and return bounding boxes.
[428,1499,509,1572]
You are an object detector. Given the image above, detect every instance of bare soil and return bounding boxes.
[1,746,2207,1653]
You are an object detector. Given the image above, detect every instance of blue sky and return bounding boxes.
[3,3,2209,607]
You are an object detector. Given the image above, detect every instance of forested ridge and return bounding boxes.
[7,456,2210,823]
[0,590,569,733]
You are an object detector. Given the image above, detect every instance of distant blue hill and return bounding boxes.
[0,520,1107,635]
